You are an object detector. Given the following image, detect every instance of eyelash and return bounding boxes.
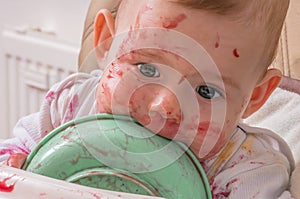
[195,85,223,100]
[137,63,160,78]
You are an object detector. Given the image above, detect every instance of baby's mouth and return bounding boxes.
[142,111,182,139]
[144,112,167,133]
[129,110,180,138]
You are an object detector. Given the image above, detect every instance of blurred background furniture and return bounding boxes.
[0,0,91,139]
[270,0,300,79]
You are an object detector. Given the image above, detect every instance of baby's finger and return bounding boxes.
[6,153,28,169]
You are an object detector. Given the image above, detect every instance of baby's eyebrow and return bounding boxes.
[131,49,166,61]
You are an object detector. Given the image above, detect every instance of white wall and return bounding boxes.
[0,0,91,139]
[0,0,90,47]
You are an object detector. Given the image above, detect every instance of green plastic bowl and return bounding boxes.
[23,114,212,199]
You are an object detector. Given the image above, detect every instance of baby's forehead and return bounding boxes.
[114,0,278,70]
[112,27,218,67]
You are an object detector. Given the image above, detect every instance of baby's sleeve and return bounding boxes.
[210,126,295,199]
[211,162,293,199]
[0,112,40,162]
[0,71,98,162]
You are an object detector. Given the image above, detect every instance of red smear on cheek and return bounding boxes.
[163,14,187,29]
[107,63,124,79]
[198,122,211,132]
[233,48,240,58]
[140,4,153,13]
[198,121,221,134]
[117,71,123,77]
[134,3,154,29]
[0,176,16,192]
[107,68,115,79]
[215,33,220,48]
[101,83,112,103]
[178,75,186,85]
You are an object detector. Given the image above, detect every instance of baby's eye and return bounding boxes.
[196,85,222,99]
[138,63,160,78]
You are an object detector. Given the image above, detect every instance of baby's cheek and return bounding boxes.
[106,63,124,79]
[96,67,124,113]
[96,83,112,113]
[97,66,148,115]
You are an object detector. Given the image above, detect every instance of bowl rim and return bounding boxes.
[22,113,212,199]
[23,114,134,169]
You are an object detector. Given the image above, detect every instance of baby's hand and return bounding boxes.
[6,152,28,169]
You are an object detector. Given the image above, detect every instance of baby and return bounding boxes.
[0,0,295,198]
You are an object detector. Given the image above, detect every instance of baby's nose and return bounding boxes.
[148,88,181,122]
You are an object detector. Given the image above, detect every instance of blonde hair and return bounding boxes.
[175,0,290,68]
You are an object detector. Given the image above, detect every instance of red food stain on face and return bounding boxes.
[215,33,220,48]
[198,121,221,135]
[0,175,16,192]
[101,83,112,102]
[107,63,124,79]
[135,3,154,29]
[163,13,187,29]
[39,192,47,197]
[233,48,240,58]
[117,70,124,77]
[107,73,114,79]
[198,121,211,132]
[140,3,153,13]
[118,30,135,56]
[178,75,187,85]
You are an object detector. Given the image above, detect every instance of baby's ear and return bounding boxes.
[94,9,115,57]
[242,68,282,118]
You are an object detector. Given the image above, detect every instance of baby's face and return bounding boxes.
[96,0,265,160]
